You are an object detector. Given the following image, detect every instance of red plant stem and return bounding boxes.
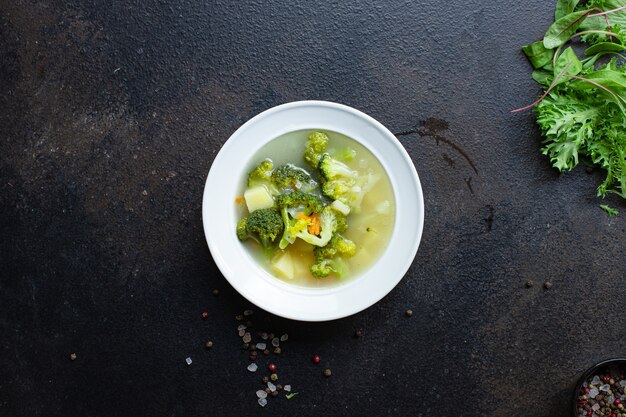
[564,74,624,101]
[589,5,626,17]
[511,63,573,113]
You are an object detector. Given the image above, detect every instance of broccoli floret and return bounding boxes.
[335,213,348,233]
[275,191,324,215]
[330,147,356,162]
[314,234,356,259]
[311,258,349,279]
[276,191,323,249]
[236,207,283,249]
[247,159,279,195]
[278,203,338,248]
[318,153,380,212]
[292,206,336,247]
[236,217,249,240]
[271,164,318,193]
[304,132,329,167]
[248,159,273,186]
[310,234,356,278]
[318,153,358,181]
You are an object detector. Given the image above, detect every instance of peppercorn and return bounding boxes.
[405,309,413,317]
[543,281,553,289]
[276,384,283,391]
[70,353,77,361]
[270,373,278,381]
[323,368,332,377]
[263,349,270,356]
[312,355,321,364]
[268,333,275,340]
[205,340,214,349]
[212,289,219,296]
[201,311,209,319]
[265,387,271,394]
[262,376,269,384]
[271,390,278,397]
[246,320,253,327]
[268,363,277,373]
[525,280,534,288]
[273,347,281,355]
[242,343,249,350]
[235,315,244,321]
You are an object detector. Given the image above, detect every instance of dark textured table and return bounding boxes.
[1,1,625,416]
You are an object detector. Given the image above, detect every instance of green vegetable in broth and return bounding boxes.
[237,130,393,281]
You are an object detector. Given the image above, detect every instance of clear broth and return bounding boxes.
[238,130,395,287]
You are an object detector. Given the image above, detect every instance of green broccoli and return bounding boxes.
[318,153,358,181]
[271,164,318,193]
[314,234,356,259]
[275,191,325,249]
[330,147,356,162]
[310,234,356,278]
[332,212,348,233]
[291,206,337,247]
[275,191,324,215]
[236,207,283,249]
[247,159,279,195]
[310,257,350,279]
[304,131,329,167]
[318,153,380,212]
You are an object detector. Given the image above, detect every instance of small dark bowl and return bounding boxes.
[572,358,626,417]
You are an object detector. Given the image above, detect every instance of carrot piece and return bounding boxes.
[234,196,244,203]
[308,214,321,236]
[297,212,310,220]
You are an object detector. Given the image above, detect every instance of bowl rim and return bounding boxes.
[202,100,424,321]
[571,357,626,416]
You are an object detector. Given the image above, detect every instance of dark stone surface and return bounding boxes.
[1,1,624,416]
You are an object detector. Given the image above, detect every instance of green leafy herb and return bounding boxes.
[516,0,626,210]
[522,41,555,69]
[285,392,299,400]
[585,41,626,55]
[600,204,619,215]
[544,10,593,48]
[556,0,581,20]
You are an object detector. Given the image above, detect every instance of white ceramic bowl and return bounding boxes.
[202,101,424,321]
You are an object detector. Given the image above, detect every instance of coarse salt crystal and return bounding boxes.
[280,334,288,342]
[267,381,276,392]
[620,380,626,387]
[244,309,254,316]
[185,357,192,365]
[283,384,291,392]
[258,398,267,407]
[256,343,267,350]
[247,363,258,372]
[261,332,268,340]
[592,403,600,411]
[271,338,280,347]
[256,390,267,399]
[600,384,610,392]
[589,388,599,398]
[243,333,252,343]
[237,324,247,331]
[591,376,602,385]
